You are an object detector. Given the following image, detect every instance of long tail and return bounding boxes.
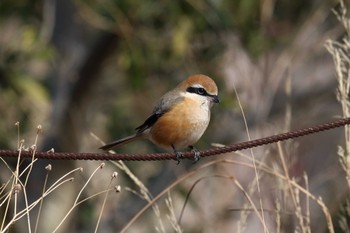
[99,133,145,151]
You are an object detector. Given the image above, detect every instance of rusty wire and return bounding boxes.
[0,117,349,161]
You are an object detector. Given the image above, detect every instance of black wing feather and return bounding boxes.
[134,89,184,133]
[135,112,163,133]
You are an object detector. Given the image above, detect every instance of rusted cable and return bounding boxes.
[0,117,349,161]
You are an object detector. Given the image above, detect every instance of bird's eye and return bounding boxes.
[186,86,208,96]
[197,88,206,95]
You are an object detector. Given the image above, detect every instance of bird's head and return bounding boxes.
[178,74,219,107]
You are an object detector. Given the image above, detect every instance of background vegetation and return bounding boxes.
[0,0,349,232]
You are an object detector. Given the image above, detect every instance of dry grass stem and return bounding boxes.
[111,160,166,232]
[94,171,119,233]
[165,192,182,233]
[34,164,51,233]
[52,163,106,232]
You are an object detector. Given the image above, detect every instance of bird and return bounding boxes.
[99,74,219,162]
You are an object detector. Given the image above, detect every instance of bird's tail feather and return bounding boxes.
[99,133,144,151]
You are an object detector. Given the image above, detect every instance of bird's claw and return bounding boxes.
[192,148,201,163]
[175,151,184,165]
[173,145,200,164]
[188,146,201,163]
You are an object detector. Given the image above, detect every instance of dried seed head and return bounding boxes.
[112,172,118,178]
[45,164,52,171]
[47,148,55,153]
[115,185,121,193]
[37,124,42,132]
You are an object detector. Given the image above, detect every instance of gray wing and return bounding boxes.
[135,90,184,133]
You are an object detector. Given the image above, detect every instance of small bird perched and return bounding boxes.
[100,74,219,162]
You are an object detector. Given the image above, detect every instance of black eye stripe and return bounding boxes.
[186,86,208,96]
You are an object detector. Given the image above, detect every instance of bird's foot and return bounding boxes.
[189,146,201,163]
[175,151,184,165]
[172,145,183,165]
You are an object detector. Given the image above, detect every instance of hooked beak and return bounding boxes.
[212,95,220,103]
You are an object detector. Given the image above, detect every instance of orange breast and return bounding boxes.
[149,98,210,149]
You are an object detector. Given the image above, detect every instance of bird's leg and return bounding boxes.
[189,145,201,162]
[172,145,183,164]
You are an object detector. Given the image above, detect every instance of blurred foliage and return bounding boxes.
[0,0,345,232]
[0,0,337,152]
[0,0,338,161]
[0,1,53,148]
